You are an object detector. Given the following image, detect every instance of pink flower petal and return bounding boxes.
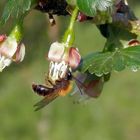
[13,43,25,62]
[68,47,81,69]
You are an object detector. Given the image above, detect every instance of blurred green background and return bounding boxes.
[0,0,140,140]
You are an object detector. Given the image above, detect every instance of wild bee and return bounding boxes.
[32,61,73,111]
[32,69,104,111]
[32,45,104,110]
[33,71,72,94]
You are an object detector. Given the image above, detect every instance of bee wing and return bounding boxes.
[73,73,104,98]
[82,79,104,98]
[74,78,84,95]
[34,92,59,111]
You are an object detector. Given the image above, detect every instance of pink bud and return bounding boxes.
[77,12,87,22]
[128,39,140,47]
[68,47,81,69]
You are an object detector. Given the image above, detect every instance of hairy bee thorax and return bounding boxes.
[58,81,72,96]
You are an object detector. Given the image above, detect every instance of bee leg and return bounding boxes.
[49,78,56,86]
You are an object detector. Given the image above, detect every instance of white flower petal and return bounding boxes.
[0,56,12,72]
[48,42,65,61]
[0,37,17,58]
[3,58,12,66]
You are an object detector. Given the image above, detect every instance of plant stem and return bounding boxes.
[69,7,79,31]
[62,7,79,47]
[9,20,23,43]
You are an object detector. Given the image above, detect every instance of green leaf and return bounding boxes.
[98,24,137,52]
[80,46,140,76]
[77,0,113,16]
[0,0,36,25]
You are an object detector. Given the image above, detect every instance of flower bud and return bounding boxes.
[77,12,87,22]
[128,39,140,47]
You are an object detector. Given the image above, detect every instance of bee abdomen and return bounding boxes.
[32,83,52,96]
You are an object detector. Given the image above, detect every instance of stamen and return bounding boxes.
[49,61,54,77]
[59,61,68,78]
[48,60,69,81]
[0,56,6,71]
[52,62,58,78]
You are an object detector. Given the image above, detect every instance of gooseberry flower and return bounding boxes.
[46,8,80,81]
[0,35,25,71]
[47,41,81,81]
[48,42,81,68]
